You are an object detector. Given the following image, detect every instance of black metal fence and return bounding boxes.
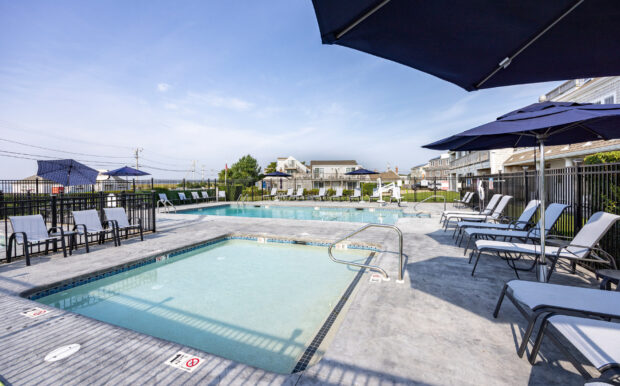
[460,162,620,268]
[1,191,156,261]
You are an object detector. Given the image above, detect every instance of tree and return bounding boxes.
[265,161,277,174]
[218,155,262,182]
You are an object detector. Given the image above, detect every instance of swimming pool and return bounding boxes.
[178,204,426,224]
[34,238,373,374]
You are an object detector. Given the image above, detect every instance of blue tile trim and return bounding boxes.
[27,236,378,300]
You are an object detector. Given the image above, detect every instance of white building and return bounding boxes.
[275,156,309,176]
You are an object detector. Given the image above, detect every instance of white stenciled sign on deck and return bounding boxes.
[21,307,49,318]
[165,351,203,372]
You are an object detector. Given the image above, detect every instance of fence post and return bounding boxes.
[51,195,58,230]
[36,178,39,195]
[151,177,154,190]
[414,177,417,202]
[99,191,105,219]
[183,179,186,190]
[152,192,157,233]
[132,178,136,193]
[575,163,583,233]
[523,169,528,202]
[433,177,437,201]
[497,171,502,195]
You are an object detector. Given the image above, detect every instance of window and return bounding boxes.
[593,93,616,104]
[604,95,615,104]
[314,168,324,178]
[345,167,355,173]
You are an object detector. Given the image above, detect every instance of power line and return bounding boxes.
[0,138,131,159]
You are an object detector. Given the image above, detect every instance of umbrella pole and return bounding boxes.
[537,137,548,282]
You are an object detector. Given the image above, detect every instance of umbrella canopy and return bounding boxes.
[103,166,150,177]
[264,171,292,177]
[311,0,620,91]
[422,101,620,282]
[345,168,379,175]
[37,159,99,186]
[423,102,620,150]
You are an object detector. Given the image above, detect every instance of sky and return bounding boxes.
[0,1,563,179]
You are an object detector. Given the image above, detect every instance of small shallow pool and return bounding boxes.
[177,204,427,224]
[34,238,373,373]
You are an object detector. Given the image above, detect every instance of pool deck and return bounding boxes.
[0,201,598,385]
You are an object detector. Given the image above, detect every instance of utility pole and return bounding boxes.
[134,147,143,169]
[191,160,196,180]
[201,164,205,182]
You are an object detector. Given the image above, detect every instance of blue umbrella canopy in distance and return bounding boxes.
[103,166,150,177]
[311,1,620,91]
[37,159,99,186]
[345,168,378,175]
[264,171,292,177]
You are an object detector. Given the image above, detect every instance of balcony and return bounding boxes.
[450,151,490,168]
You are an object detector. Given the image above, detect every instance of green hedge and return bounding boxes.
[584,151,620,165]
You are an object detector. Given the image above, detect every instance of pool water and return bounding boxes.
[178,204,421,224]
[36,239,371,373]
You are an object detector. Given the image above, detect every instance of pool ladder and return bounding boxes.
[328,224,404,283]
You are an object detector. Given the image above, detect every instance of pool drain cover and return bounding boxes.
[44,344,81,362]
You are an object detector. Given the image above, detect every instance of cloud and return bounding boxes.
[157,83,170,92]
[186,92,254,111]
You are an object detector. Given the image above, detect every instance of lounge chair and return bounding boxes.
[389,187,402,204]
[280,188,294,200]
[191,191,203,203]
[369,188,381,202]
[330,187,344,201]
[201,191,214,202]
[178,192,191,204]
[312,188,326,201]
[493,279,620,359]
[529,315,620,381]
[460,202,565,254]
[292,188,305,200]
[263,188,278,200]
[103,208,143,242]
[471,211,620,280]
[72,209,119,253]
[218,191,227,201]
[444,195,512,231]
[349,188,362,202]
[158,193,174,206]
[454,191,473,208]
[440,193,503,224]
[7,214,68,265]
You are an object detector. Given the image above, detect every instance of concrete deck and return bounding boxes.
[0,201,598,385]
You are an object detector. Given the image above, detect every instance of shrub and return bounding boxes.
[584,151,620,165]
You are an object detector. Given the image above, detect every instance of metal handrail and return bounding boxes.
[413,194,446,211]
[328,223,404,282]
[236,193,248,203]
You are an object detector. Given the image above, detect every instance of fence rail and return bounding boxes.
[1,191,156,261]
[459,162,620,269]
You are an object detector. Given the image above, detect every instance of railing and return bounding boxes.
[328,224,404,282]
[413,194,447,211]
[156,199,176,213]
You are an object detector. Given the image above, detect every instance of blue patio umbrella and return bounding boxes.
[311,1,620,91]
[263,171,292,177]
[346,168,379,202]
[102,166,150,177]
[37,159,98,187]
[423,101,620,281]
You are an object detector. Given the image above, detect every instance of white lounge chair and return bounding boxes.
[7,214,68,265]
[103,207,143,243]
[280,188,294,200]
[312,188,326,201]
[158,193,174,206]
[440,193,503,224]
[529,315,620,381]
[494,280,620,359]
[201,191,214,202]
[444,195,512,231]
[263,187,278,200]
[349,188,362,202]
[292,188,305,200]
[72,209,119,252]
[453,191,473,208]
[178,192,191,204]
[461,202,565,254]
[191,191,203,203]
[330,187,344,201]
[369,188,381,202]
[472,211,620,280]
[389,187,402,204]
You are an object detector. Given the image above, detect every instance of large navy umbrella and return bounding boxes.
[423,101,620,281]
[311,1,620,91]
[102,166,150,177]
[346,168,379,202]
[37,159,99,187]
